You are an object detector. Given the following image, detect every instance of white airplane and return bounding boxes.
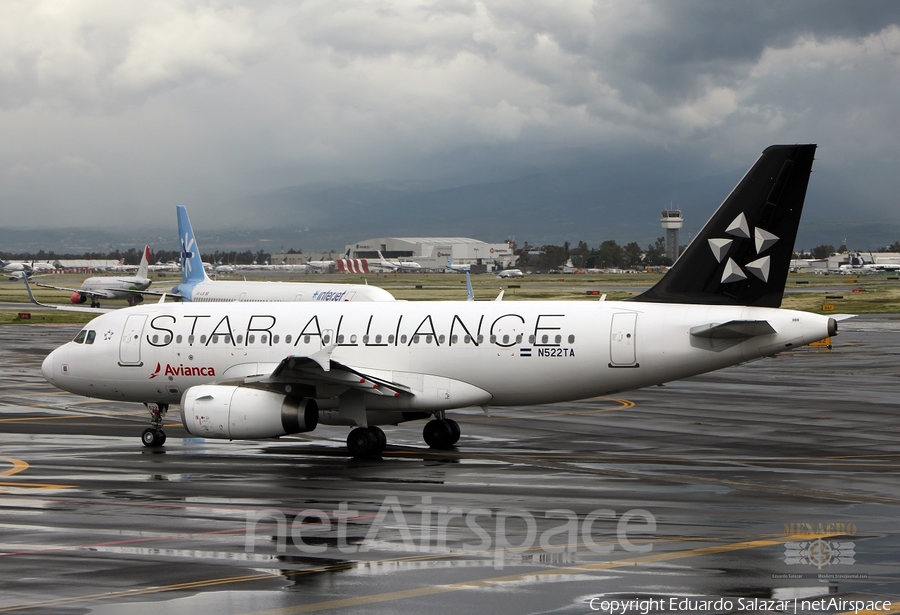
[839,252,900,274]
[445,256,470,272]
[38,245,154,308]
[305,255,336,272]
[376,251,422,272]
[171,205,394,303]
[40,145,842,459]
[1,259,55,276]
[496,268,524,278]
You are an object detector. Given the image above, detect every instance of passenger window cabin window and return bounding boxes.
[164,334,172,344]
[388,335,395,344]
[285,335,292,344]
[401,335,408,344]
[188,335,195,345]
[555,335,562,344]
[261,334,268,344]
[273,335,280,344]
[304,335,311,344]
[541,334,548,344]
[151,335,159,344]
[568,334,575,343]
[464,335,471,344]
[350,335,357,344]
[451,335,459,344]
[200,335,207,344]
[338,334,345,343]
[176,335,183,344]
[438,335,445,344]
[236,335,243,344]
[375,334,382,344]
[248,335,255,344]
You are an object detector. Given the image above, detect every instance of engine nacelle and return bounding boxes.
[181,385,318,440]
[71,292,87,304]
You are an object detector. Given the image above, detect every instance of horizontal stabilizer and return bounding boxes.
[690,320,776,340]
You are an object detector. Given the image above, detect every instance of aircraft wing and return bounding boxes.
[248,349,413,399]
[37,283,180,300]
[37,283,118,300]
[22,278,112,313]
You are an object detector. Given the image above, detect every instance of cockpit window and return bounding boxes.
[85,330,96,345]
[74,330,87,344]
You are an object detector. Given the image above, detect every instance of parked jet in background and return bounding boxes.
[445,256,470,272]
[38,246,153,307]
[376,251,422,272]
[41,145,841,458]
[496,268,524,278]
[172,205,394,302]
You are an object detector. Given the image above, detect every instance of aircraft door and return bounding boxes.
[609,312,639,368]
[119,314,147,366]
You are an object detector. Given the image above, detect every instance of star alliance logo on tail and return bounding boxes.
[708,212,780,284]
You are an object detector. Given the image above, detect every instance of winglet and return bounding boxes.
[630,144,816,308]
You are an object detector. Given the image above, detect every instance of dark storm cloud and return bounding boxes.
[0,0,898,246]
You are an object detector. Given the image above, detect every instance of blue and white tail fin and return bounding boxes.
[631,144,816,308]
[176,205,209,297]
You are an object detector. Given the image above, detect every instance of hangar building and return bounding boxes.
[345,237,515,271]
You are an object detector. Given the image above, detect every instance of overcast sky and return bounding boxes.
[2,1,899,241]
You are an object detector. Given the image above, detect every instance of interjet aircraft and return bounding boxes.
[40,145,841,458]
[171,205,394,302]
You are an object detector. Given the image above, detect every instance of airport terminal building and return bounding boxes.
[344,237,516,271]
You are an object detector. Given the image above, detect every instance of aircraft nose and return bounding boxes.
[42,351,56,383]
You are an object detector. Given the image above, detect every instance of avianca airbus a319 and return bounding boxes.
[40,145,841,457]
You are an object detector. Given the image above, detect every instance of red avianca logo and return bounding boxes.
[149,362,216,379]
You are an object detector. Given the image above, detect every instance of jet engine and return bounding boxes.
[70,292,87,304]
[181,385,318,439]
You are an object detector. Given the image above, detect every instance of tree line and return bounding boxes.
[6,239,900,269]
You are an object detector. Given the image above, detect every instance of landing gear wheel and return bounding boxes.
[423,419,455,449]
[368,426,387,454]
[444,418,461,446]
[142,428,166,447]
[347,427,377,458]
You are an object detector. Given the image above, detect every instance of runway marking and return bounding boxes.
[467,397,635,421]
[0,532,841,613]
[0,457,28,477]
[0,457,72,492]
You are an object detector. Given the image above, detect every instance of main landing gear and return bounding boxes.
[423,418,460,450]
[345,417,461,459]
[141,402,169,447]
[347,426,387,459]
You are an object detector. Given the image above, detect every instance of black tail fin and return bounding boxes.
[631,144,816,308]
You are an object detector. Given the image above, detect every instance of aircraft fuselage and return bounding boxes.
[42,300,834,411]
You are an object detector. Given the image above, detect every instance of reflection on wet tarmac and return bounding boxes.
[0,318,899,614]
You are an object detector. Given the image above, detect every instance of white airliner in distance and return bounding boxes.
[377,251,422,272]
[171,205,394,303]
[445,256,471,272]
[38,246,154,308]
[40,145,843,459]
[496,268,524,278]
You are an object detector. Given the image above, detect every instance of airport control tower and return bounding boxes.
[660,209,683,262]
